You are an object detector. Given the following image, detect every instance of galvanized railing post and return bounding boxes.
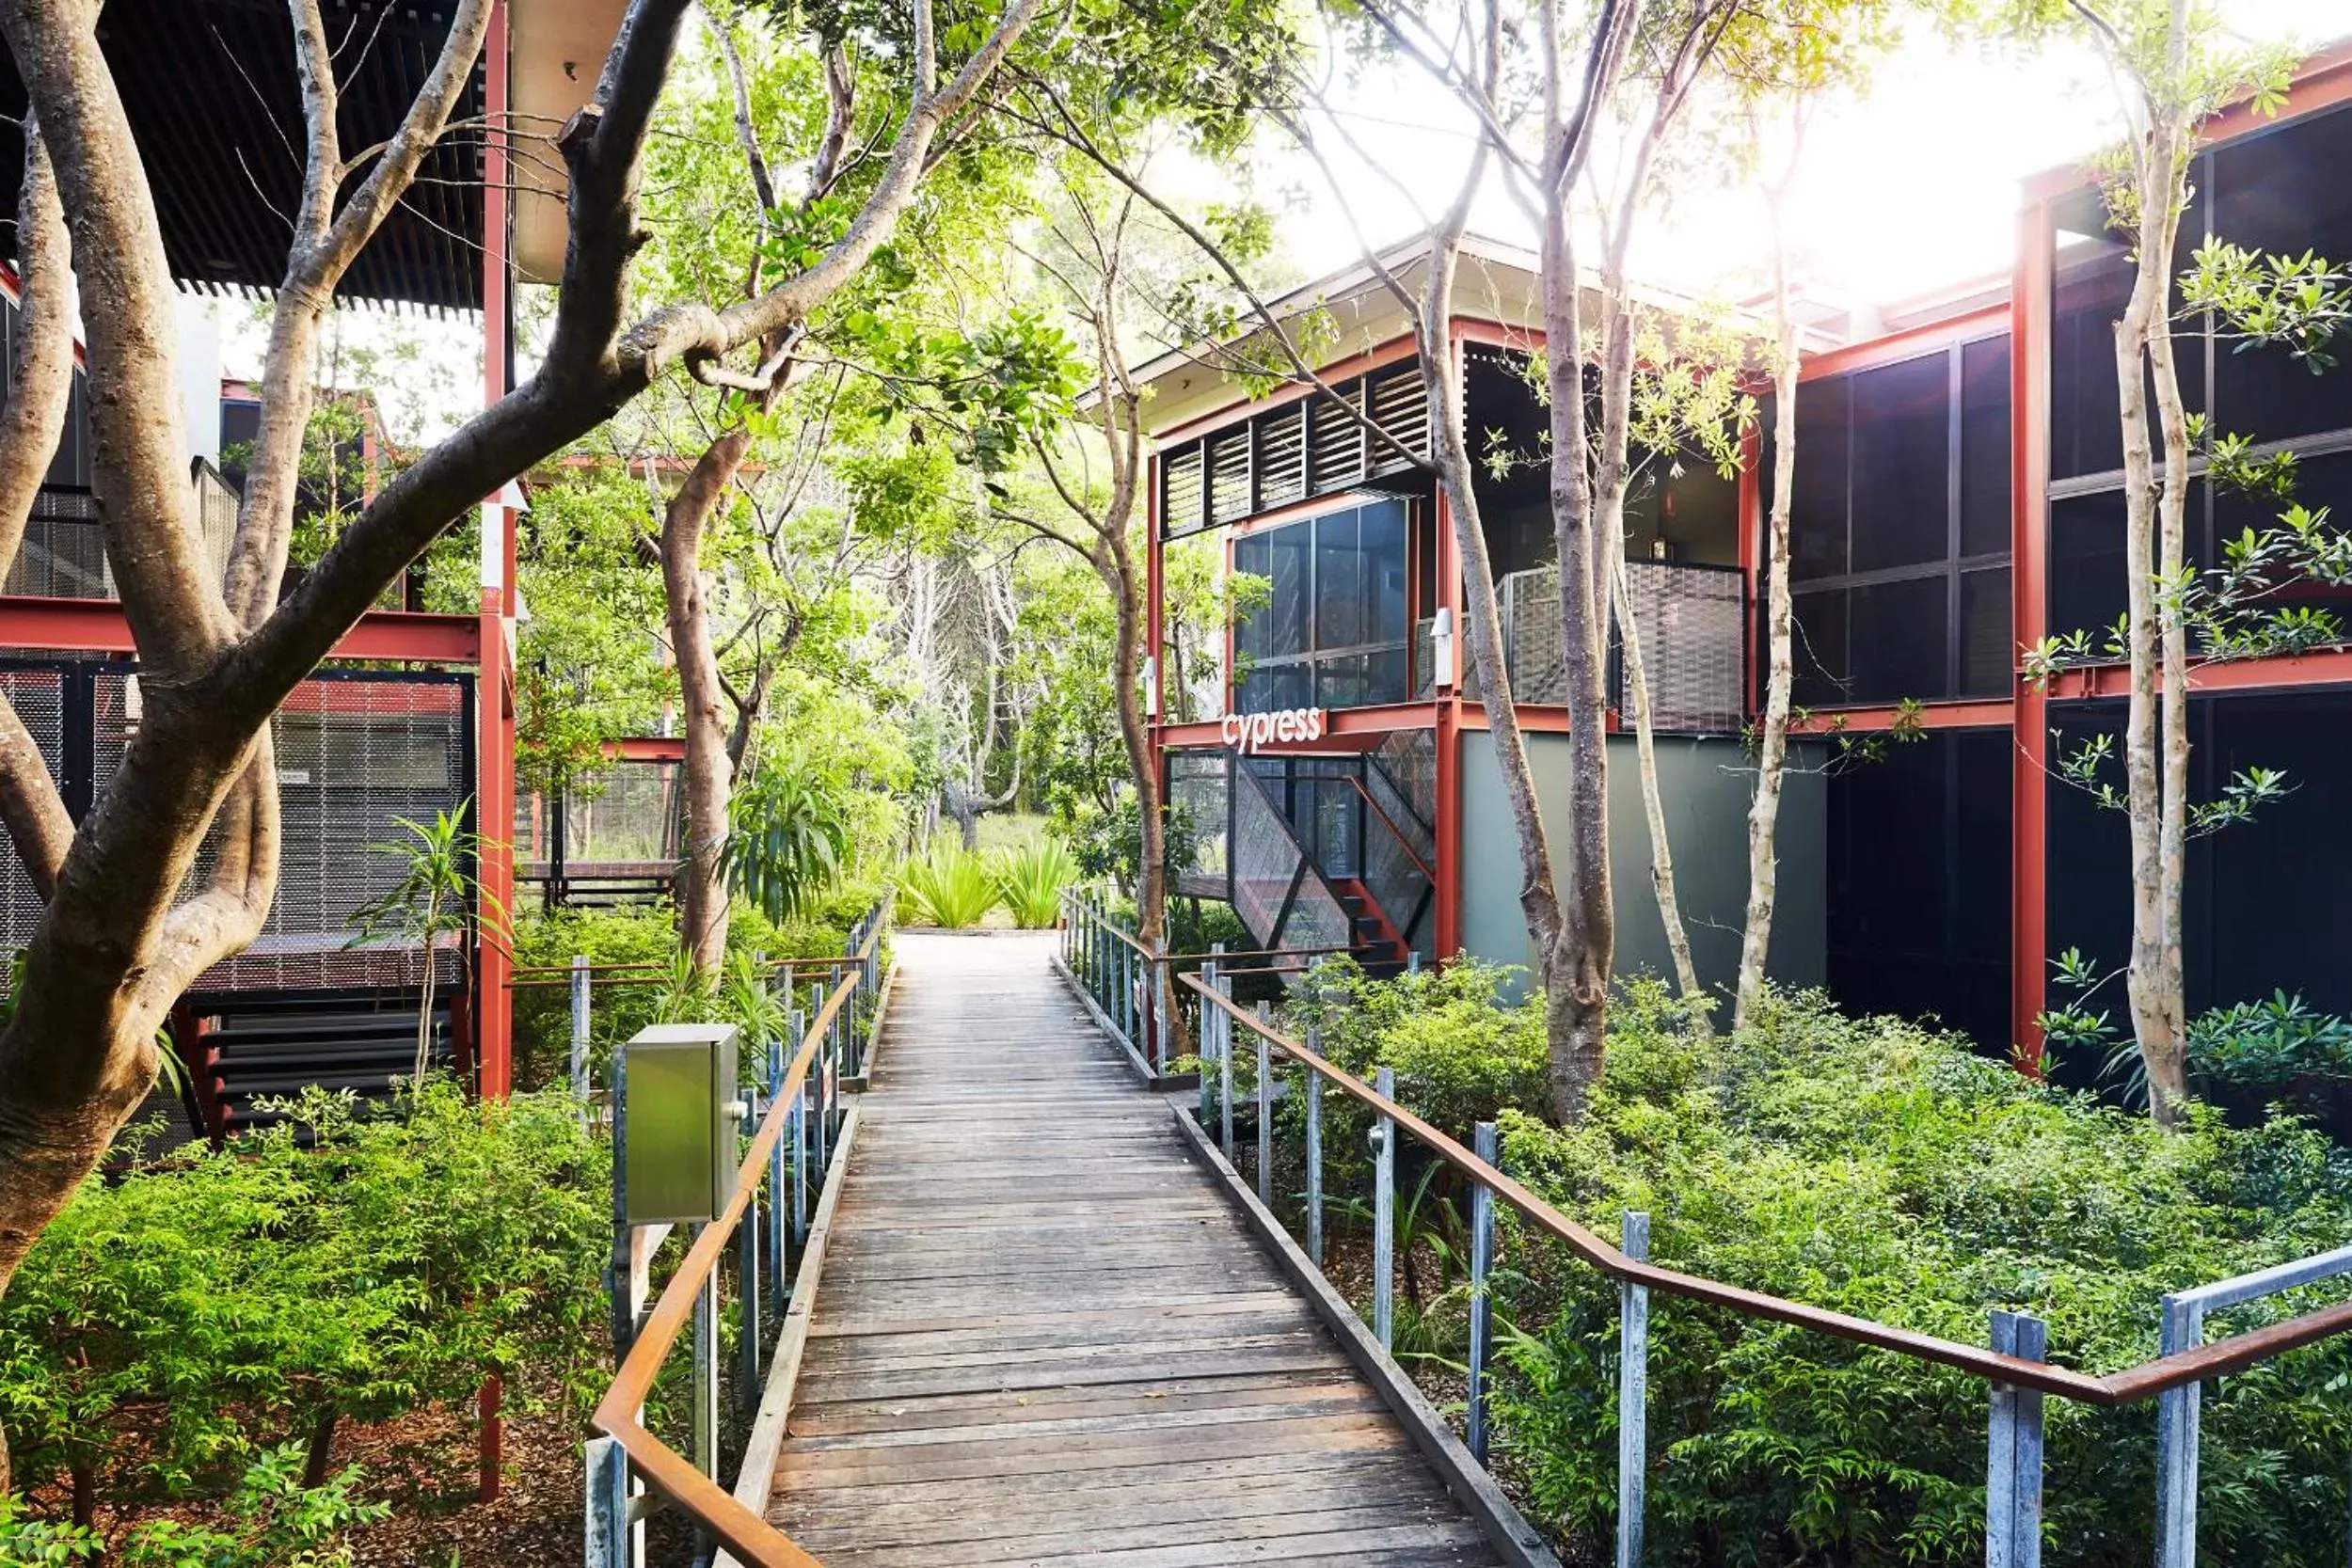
[609,1040,634,1357]
[1305,1027,1325,1266]
[691,1258,718,1559]
[1373,1065,1395,1353]
[739,1079,761,1417]
[2155,1294,2203,1568]
[1467,1121,1497,1465]
[1218,969,1236,1160]
[1120,936,1135,1047]
[1198,952,1219,1127]
[1987,1309,2049,1568]
[766,1025,785,1307]
[1255,1000,1273,1204]
[584,1433,630,1568]
[569,954,592,1100]
[1618,1211,1650,1568]
[1149,943,1167,1072]
[812,984,831,1170]
[789,1007,809,1246]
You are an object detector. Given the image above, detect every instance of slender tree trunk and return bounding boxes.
[414,892,440,1081]
[2116,118,2194,1126]
[1613,556,1708,1019]
[1736,180,1804,1031]
[302,1405,342,1488]
[661,425,755,978]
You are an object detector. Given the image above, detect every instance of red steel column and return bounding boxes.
[1432,328,1467,961]
[2010,197,2055,1068]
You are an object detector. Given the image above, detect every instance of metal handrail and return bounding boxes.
[585,912,886,1568]
[510,954,874,981]
[1339,772,1438,886]
[1181,973,2352,1408]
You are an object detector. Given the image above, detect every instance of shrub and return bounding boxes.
[726,758,852,925]
[0,1084,608,1530]
[993,838,1079,928]
[0,1444,385,1566]
[1469,985,2352,1566]
[897,842,997,927]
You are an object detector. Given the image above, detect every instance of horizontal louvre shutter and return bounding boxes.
[1368,368,1430,466]
[1162,447,1204,535]
[1258,406,1306,509]
[1310,382,1366,493]
[1209,429,1252,524]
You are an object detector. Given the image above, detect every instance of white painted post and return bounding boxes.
[1467,1121,1497,1465]
[2155,1294,2203,1568]
[584,1435,630,1568]
[1618,1211,1650,1568]
[1373,1065,1395,1353]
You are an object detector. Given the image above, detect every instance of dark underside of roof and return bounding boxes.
[0,0,485,312]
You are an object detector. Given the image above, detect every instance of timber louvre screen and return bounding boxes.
[1157,363,1434,538]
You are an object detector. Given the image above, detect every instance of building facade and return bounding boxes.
[1143,44,2352,1065]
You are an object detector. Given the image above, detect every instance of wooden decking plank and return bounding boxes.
[758,933,1510,1567]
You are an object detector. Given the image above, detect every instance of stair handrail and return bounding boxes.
[582,895,891,1568]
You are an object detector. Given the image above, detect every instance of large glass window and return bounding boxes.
[1232,498,1412,711]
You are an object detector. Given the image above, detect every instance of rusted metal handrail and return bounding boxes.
[585,913,885,1568]
[511,953,872,981]
[1183,973,2352,1408]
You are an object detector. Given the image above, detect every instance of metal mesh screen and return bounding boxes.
[1167,751,1231,900]
[1360,755,1434,958]
[564,759,683,875]
[1502,565,1568,703]
[1618,562,1743,732]
[1228,763,1304,946]
[7,489,108,598]
[0,668,64,964]
[90,671,471,993]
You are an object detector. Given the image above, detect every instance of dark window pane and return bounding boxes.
[2048,490,2128,646]
[1267,524,1311,658]
[1961,337,2012,557]
[1232,533,1269,659]
[1314,509,1365,648]
[1849,575,1950,702]
[2210,103,2352,443]
[2050,235,2130,481]
[1791,587,1849,706]
[1239,660,1311,714]
[1850,353,1952,572]
[1362,499,1409,643]
[1960,566,2012,697]
[1790,376,1850,579]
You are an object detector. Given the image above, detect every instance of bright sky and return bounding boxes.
[1270,0,2345,311]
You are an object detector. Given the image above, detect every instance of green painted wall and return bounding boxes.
[1456,731,1826,1000]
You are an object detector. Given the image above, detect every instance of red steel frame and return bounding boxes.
[475,0,517,1112]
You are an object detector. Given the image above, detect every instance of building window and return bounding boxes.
[1233,498,1411,711]
[1770,332,2014,705]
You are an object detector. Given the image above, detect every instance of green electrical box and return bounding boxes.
[622,1023,741,1227]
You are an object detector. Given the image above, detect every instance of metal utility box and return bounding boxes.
[622,1023,740,1226]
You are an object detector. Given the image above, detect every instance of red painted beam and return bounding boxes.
[605,736,685,763]
[0,597,483,663]
[1797,698,2017,735]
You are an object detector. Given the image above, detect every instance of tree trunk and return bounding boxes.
[661,425,755,979]
[1540,191,1615,1122]
[2115,119,2194,1126]
[1613,556,1708,1020]
[302,1405,342,1488]
[1736,195,1804,1031]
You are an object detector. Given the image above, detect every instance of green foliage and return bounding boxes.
[347,805,498,1081]
[1283,955,1552,1139]
[1070,796,1198,900]
[1339,979,2352,1565]
[897,842,999,928]
[0,1085,606,1530]
[0,1445,385,1566]
[992,837,1080,928]
[727,756,853,925]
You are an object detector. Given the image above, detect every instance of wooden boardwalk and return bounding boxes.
[760,931,1510,1567]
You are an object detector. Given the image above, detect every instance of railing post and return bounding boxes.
[1467,1121,1497,1465]
[569,954,592,1100]
[609,1040,634,1357]
[1199,952,1219,1127]
[1150,942,1168,1072]
[1120,936,1135,1046]
[691,1260,718,1559]
[1406,949,1421,975]
[739,1083,761,1417]
[789,1007,809,1246]
[766,1025,785,1308]
[812,984,831,1171]
[1255,1000,1273,1204]
[583,1434,630,1568]
[1218,968,1236,1160]
[1987,1309,2049,1568]
[1373,1065,1395,1353]
[1305,1027,1324,1266]
[1618,1211,1650,1568]
[2155,1294,2203,1568]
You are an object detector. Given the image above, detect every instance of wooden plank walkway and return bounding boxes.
[761,931,1509,1567]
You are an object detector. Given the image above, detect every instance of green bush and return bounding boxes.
[1465,982,2352,1566]
[897,842,998,927]
[993,837,1080,928]
[1283,954,1551,1139]
[0,1084,607,1531]
[0,1444,385,1566]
